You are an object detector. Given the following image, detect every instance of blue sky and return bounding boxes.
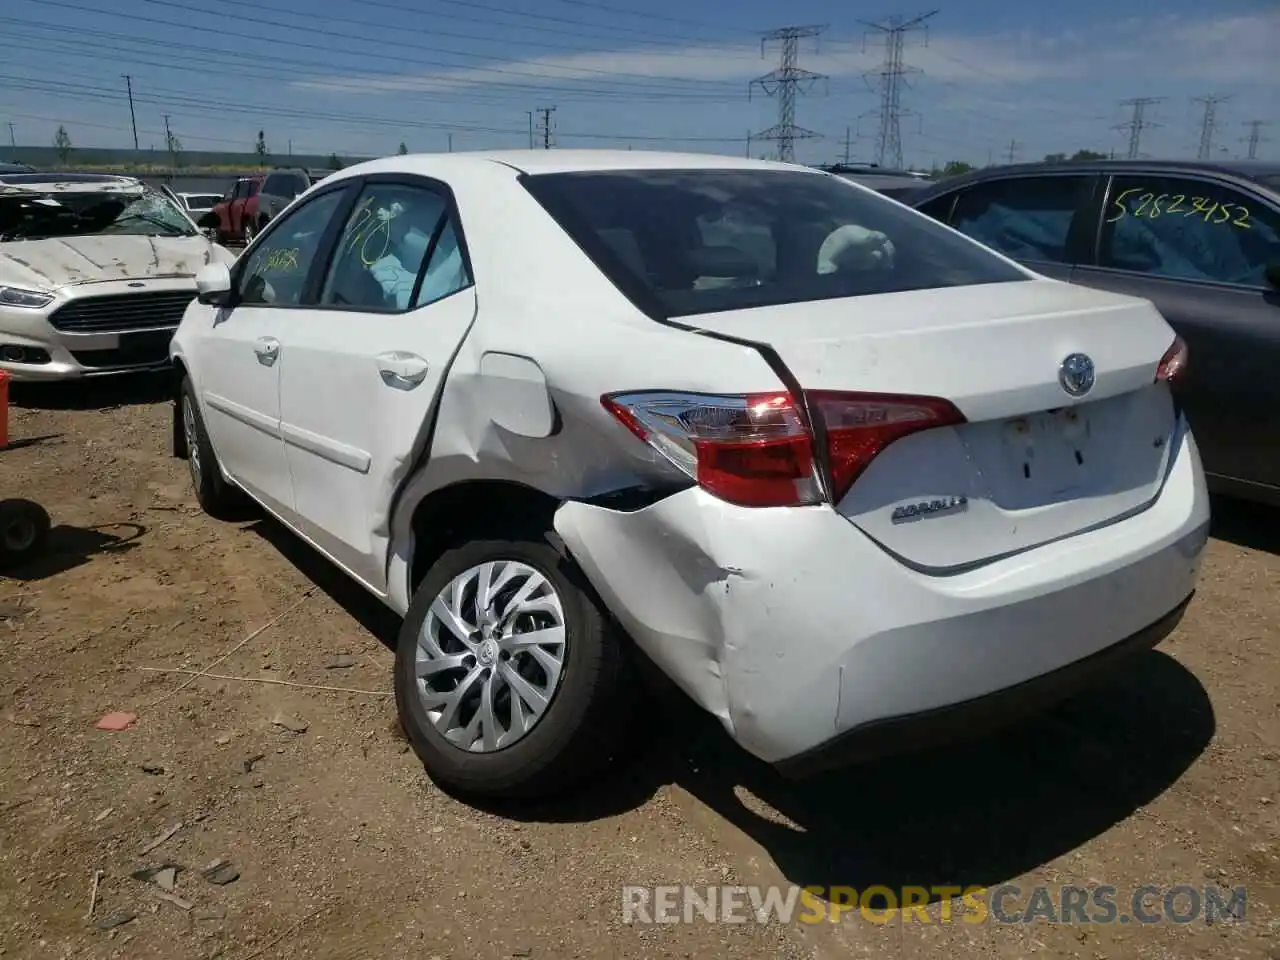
[2,0,1276,167]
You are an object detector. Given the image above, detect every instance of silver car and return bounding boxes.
[0,173,237,380]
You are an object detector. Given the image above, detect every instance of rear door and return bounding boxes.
[936,172,1099,282]
[275,174,477,591]
[1071,172,1280,489]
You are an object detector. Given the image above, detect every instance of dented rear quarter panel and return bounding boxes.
[380,156,789,612]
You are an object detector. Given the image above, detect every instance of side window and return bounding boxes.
[914,193,956,224]
[319,183,457,311]
[949,176,1092,264]
[231,180,246,201]
[1099,176,1280,287]
[414,218,471,308]
[236,189,347,307]
[247,181,261,198]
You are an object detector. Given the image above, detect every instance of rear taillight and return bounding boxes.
[1156,335,1188,383]
[602,391,820,507]
[602,389,964,508]
[810,391,966,503]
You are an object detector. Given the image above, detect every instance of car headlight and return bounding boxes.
[0,286,54,309]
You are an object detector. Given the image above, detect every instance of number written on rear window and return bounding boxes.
[1098,175,1280,287]
[1106,186,1252,228]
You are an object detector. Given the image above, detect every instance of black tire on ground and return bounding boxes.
[180,376,251,521]
[0,498,51,569]
[394,533,635,802]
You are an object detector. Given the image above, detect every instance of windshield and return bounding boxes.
[0,186,197,241]
[523,168,1027,319]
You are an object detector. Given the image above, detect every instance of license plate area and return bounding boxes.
[1001,406,1094,499]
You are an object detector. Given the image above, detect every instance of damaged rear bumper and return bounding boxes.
[552,420,1209,770]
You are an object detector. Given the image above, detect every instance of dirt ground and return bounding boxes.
[1,373,1277,960]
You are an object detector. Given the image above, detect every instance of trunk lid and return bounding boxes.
[683,278,1181,571]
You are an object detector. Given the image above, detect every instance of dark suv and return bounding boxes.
[910,159,1280,507]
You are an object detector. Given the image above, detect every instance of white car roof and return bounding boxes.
[330,149,818,181]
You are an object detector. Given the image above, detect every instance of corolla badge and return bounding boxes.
[891,495,968,523]
[1058,353,1095,397]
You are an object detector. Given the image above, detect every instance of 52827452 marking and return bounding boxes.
[1106,187,1252,228]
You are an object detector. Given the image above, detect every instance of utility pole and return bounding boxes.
[1115,97,1162,160]
[121,74,139,151]
[163,113,173,172]
[537,106,556,149]
[859,11,937,170]
[448,133,453,152]
[1192,94,1230,160]
[1241,120,1270,160]
[748,25,827,164]
[745,130,752,158]
[842,126,853,164]
[527,111,534,149]
[7,122,14,149]
[1005,138,1017,164]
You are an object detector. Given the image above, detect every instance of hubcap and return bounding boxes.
[183,397,202,490]
[414,560,567,753]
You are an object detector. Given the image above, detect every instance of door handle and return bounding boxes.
[253,337,280,366]
[376,351,429,389]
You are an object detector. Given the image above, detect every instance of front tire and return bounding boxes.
[180,376,250,521]
[394,533,634,802]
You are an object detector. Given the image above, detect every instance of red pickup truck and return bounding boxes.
[200,167,312,245]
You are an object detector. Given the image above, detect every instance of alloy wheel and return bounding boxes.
[183,396,202,491]
[414,560,568,752]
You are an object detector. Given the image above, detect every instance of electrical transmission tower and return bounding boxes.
[536,106,556,149]
[1241,119,1269,160]
[1192,94,1231,160]
[859,10,937,170]
[748,25,827,163]
[1115,97,1162,159]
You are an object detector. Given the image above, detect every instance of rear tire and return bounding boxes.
[180,376,251,521]
[0,499,51,569]
[394,532,635,803]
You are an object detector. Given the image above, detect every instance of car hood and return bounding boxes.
[0,234,234,291]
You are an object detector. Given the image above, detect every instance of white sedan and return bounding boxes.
[169,150,1208,801]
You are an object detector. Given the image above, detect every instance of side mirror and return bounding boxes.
[1265,262,1280,289]
[195,262,233,307]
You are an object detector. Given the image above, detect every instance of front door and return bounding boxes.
[1071,173,1280,490]
[194,185,353,516]
[276,177,477,591]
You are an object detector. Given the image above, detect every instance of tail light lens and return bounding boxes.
[1156,335,1188,383]
[811,392,966,503]
[602,391,820,507]
[602,389,965,508]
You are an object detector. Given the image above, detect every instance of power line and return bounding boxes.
[1241,119,1269,160]
[748,25,827,163]
[28,0,742,96]
[1115,97,1163,160]
[1192,94,1230,160]
[859,10,938,170]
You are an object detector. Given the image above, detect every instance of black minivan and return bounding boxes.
[909,159,1280,507]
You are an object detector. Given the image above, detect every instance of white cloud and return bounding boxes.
[292,10,1279,97]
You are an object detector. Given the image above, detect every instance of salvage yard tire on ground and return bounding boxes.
[394,533,634,803]
[180,376,250,521]
[0,499,51,569]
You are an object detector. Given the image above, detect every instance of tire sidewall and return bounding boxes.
[181,377,228,510]
[0,499,51,567]
[394,537,605,790]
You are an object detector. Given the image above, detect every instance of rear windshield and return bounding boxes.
[522,168,1027,318]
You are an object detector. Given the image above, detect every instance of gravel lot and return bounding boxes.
[1,374,1277,960]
